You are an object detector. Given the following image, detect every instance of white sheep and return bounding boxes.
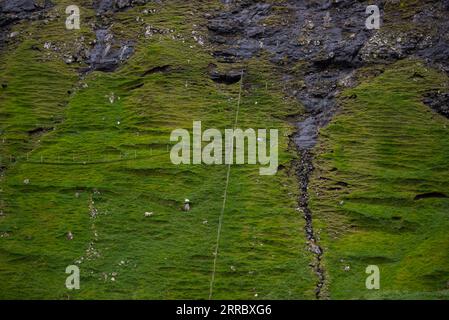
[183,199,191,212]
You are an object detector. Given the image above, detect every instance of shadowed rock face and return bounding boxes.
[83,0,145,72]
[208,64,243,84]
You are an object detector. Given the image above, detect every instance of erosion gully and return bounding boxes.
[207,0,373,298]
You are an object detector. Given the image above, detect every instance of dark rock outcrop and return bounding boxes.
[0,0,52,23]
[1,0,38,13]
[423,91,449,119]
[93,0,151,14]
[87,29,134,72]
[0,0,54,50]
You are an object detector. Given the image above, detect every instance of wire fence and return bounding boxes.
[0,147,172,167]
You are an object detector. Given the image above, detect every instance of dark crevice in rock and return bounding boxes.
[27,127,53,136]
[208,64,244,84]
[414,192,448,201]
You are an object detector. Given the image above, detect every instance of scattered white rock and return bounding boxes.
[107,92,116,104]
[344,265,351,272]
[144,212,153,217]
[23,179,30,185]
[67,231,74,240]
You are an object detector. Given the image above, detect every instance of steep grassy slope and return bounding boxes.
[0,1,315,299]
[2,0,449,301]
[312,60,449,299]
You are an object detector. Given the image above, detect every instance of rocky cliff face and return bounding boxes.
[1,0,449,299]
[208,0,449,149]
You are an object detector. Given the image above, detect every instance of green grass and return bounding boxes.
[0,1,315,299]
[311,60,449,299]
[2,0,449,301]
